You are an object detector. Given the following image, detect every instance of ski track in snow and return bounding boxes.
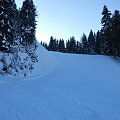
[0,44,120,120]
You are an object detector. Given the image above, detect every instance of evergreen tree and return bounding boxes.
[111,10,120,57]
[101,5,112,55]
[44,43,48,50]
[81,33,88,54]
[76,41,80,54]
[40,41,43,46]
[48,36,57,51]
[76,41,83,54]
[41,41,48,50]
[55,39,59,51]
[20,0,37,48]
[0,0,38,76]
[58,39,65,52]
[88,30,96,54]
[66,40,70,53]
[95,30,102,54]
[0,0,17,51]
[69,36,76,53]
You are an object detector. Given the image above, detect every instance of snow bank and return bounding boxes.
[21,43,58,80]
[0,43,57,82]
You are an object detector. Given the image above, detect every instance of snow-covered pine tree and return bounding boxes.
[0,0,17,52]
[20,0,37,51]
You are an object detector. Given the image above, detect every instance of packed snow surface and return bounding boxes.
[0,44,120,120]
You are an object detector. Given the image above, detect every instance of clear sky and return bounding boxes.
[16,0,120,43]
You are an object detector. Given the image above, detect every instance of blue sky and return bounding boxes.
[16,0,120,43]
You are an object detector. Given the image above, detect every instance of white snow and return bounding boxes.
[0,43,120,120]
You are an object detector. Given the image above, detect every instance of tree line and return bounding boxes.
[0,0,37,51]
[0,0,37,76]
[41,5,120,58]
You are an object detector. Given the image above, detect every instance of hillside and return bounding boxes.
[0,44,120,120]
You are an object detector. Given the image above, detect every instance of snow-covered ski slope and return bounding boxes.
[0,43,120,120]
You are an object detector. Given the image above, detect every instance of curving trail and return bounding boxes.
[0,44,120,120]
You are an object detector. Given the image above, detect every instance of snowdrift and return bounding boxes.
[24,43,57,80]
[0,43,57,82]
